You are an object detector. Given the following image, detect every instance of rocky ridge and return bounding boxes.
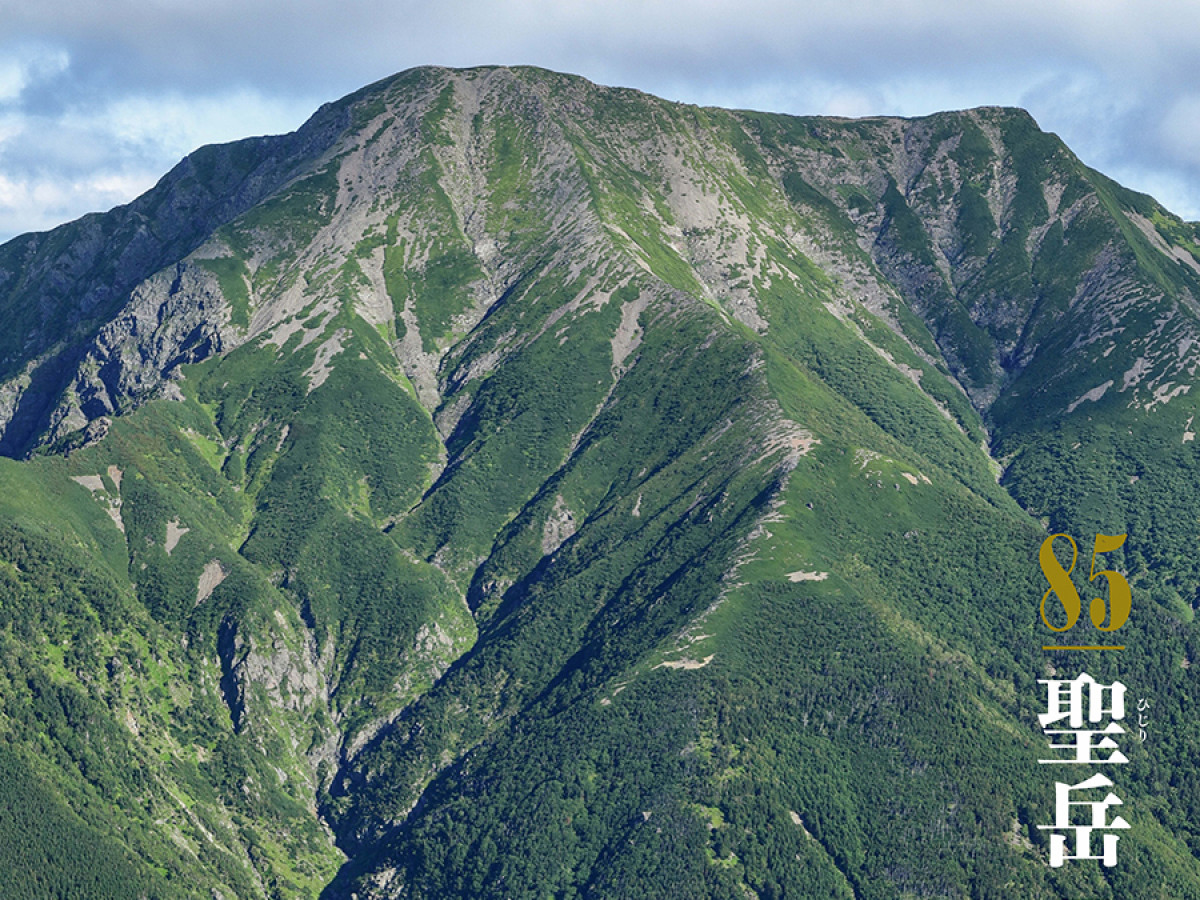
[0,66,1199,898]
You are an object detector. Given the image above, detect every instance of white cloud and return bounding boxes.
[0,170,157,237]
[0,43,69,104]
[1160,95,1200,169]
[68,90,315,161]
[0,81,314,241]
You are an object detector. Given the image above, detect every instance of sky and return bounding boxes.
[1,0,1199,243]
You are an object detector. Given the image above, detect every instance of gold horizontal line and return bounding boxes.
[1042,645,1125,651]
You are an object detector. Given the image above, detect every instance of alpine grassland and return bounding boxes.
[0,65,1198,898]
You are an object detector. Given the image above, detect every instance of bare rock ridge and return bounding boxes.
[0,96,354,456]
[3,65,1199,460]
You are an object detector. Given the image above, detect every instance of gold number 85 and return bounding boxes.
[1039,533,1131,632]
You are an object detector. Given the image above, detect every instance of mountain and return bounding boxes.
[0,64,1198,899]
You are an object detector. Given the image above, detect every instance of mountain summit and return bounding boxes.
[0,65,1197,898]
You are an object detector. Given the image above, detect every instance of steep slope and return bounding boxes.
[0,65,1197,899]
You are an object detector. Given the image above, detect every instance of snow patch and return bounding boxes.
[854,448,882,469]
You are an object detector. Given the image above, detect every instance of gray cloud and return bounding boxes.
[1,0,1199,241]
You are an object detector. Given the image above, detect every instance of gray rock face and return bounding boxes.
[4,70,1195,465]
[2,69,1196,461]
[0,98,355,456]
[54,264,231,435]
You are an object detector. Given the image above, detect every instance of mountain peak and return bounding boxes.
[3,64,1198,459]
[2,66,1200,897]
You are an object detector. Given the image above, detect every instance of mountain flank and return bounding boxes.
[0,65,1197,898]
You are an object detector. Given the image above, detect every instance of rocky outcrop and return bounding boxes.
[4,70,1198,459]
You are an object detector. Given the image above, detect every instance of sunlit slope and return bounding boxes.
[0,66,1197,899]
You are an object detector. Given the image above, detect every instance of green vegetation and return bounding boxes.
[195,255,252,329]
[0,743,177,899]
[380,151,485,352]
[231,162,340,252]
[1,65,1199,900]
